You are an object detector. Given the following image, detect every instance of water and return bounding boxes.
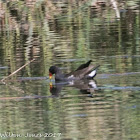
[0,1,140,140]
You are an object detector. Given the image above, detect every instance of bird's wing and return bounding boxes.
[76,60,92,71]
[67,65,95,79]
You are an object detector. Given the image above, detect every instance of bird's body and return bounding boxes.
[49,60,100,81]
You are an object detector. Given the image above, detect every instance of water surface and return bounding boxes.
[0,0,140,140]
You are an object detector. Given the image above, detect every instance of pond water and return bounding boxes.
[0,1,140,140]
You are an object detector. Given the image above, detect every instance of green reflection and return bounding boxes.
[0,0,140,140]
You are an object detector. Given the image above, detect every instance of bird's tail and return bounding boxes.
[88,65,100,78]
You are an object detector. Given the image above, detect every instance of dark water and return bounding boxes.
[0,1,140,140]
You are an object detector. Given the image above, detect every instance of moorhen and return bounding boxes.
[49,60,100,81]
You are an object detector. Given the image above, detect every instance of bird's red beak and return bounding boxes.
[49,72,53,79]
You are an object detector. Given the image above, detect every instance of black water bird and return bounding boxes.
[49,60,100,81]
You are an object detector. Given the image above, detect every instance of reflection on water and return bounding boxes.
[0,73,140,139]
[0,0,140,140]
[0,74,140,139]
